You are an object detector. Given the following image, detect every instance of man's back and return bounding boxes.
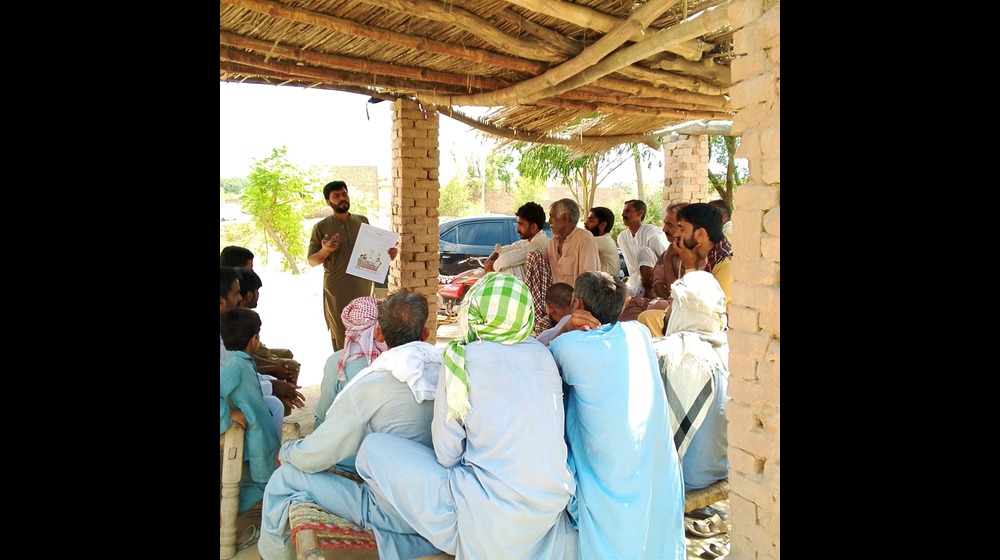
[432,337,574,559]
[280,341,440,473]
[550,321,685,560]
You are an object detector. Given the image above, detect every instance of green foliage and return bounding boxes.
[439,175,471,218]
[241,146,311,273]
[220,177,248,195]
[512,174,548,211]
[708,135,749,205]
[643,185,664,226]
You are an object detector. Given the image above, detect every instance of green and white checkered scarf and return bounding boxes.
[442,272,535,423]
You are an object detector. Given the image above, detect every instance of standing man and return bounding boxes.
[483,201,548,280]
[549,271,686,560]
[584,206,620,278]
[545,198,600,287]
[308,181,397,351]
[618,199,669,298]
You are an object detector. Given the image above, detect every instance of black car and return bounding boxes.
[439,215,553,276]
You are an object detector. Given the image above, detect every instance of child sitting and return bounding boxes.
[220,307,281,514]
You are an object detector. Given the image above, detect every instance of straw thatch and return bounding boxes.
[220,0,738,154]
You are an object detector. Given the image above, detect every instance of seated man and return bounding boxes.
[637,202,733,337]
[220,307,281,515]
[483,201,549,280]
[535,282,574,346]
[548,271,686,560]
[652,271,731,492]
[313,296,387,430]
[235,267,304,417]
[259,290,443,560]
[318,273,576,559]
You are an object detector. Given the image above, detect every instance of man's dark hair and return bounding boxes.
[516,202,547,230]
[221,308,262,351]
[678,203,725,243]
[625,199,648,221]
[708,199,732,222]
[545,282,574,312]
[377,290,429,348]
[323,180,349,199]
[590,206,615,234]
[220,246,254,267]
[573,271,626,324]
[220,266,241,299]
[237,267,263,298]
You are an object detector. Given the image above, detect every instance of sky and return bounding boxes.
[220,82,663,186]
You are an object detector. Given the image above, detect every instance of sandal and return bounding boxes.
[686,514,729,538]
[237,524,260,551]
[700,539,730,558]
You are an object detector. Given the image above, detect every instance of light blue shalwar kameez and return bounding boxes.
[258,342,443,560]
[219,350,281,515]
[355,338,578,560]
[549,321,686,560]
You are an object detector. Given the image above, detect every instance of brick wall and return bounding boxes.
[726,1,780,559]
[661,134,711,208]
[391,98,442,343]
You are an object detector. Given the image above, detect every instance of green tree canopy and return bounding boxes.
[240,146,312,273]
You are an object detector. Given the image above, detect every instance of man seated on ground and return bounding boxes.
[584,206,620,278]
[619,201,689,322]
[258,290,443,560]
[313,296,387,430]
[637,202,733,337]
[652,271,731,494]
[234,267,305,416]
[618,199,669,298]
[546,197,600,287]
[483,201,548,280]
[708,198,733,239]
[535,282,574,346]
[548,270,686,560]
[307,273,576,559]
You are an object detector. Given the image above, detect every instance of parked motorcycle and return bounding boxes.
[437,256,488,317]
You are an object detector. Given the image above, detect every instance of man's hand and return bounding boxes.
[560,309,601,334]
[388,245,398,261]
[272,379,306,410]
[229,408,248,429]
[321,233,341,253]
[274,361,299,383]
[673,236,704,271]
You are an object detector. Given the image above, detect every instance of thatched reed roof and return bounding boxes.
[220,0,737,155]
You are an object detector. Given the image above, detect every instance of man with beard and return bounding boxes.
[637,202,733,336]
[583,206,620,278]
[308,181,398,351]
[483,201,548,281]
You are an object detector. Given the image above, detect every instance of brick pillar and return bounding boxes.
[726,1,780,559]
[661,133,711,208]
[391,98,442,343]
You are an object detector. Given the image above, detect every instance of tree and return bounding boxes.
[220,177,248,195]
[512,143,636,218]
[240,146,312,274]
[708,135,749,207]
